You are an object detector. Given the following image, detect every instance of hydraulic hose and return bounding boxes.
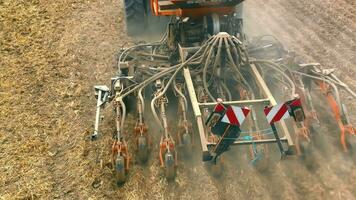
[138,87,145,113]
[223,38,255,99]
[221,81,232,101]
[202,38,220,102]
[292,70,342,110]
[151,67,183,130]
[252,60,296,97]
[120,41,209,99]
[149,42,209,129]
[173,79,188,111]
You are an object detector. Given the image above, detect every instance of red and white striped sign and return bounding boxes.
[213,103,227,113]
[264,98,303,124]
[287,98,302,108]
[264,103,290,124]
[221,106,250,126]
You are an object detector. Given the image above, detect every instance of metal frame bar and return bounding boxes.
[183,54,297,161]
[198,99,270,107]
[207,137,289,146]
[249,64,295,153]
[183,68,208,156]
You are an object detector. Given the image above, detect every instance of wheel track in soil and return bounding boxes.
[246,0,354,77]
[261,0,356,120]
[296,0,356,38]
[250,0,355,72]
[282,0,356,65]
[250,0,356,198]
[246,1,356,199]
[273,0,356,117]
[281,0,356,95]
[246,0,356,121]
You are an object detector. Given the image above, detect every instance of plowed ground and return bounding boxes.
[0,0,355,199]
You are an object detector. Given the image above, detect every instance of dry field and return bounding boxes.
[0,0,355,199]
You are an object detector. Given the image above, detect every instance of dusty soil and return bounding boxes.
[0,0,355,199]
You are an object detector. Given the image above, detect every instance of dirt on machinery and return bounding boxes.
[0,0,355,199]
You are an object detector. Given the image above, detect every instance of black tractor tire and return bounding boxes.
[124,0,169,39]
[115,155,126,184]
[124,0,147,37]
[146,3,170,38]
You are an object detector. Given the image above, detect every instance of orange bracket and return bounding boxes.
[318,81,354,152]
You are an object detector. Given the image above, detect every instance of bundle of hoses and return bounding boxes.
[115,32,297,132]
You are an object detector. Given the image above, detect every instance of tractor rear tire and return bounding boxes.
[124,0,146,37]
[124,0,169,39]
[146,3,170,38]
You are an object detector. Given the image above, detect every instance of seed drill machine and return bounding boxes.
[92,0,356,183]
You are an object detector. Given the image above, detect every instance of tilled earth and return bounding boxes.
[0,0,355,199]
